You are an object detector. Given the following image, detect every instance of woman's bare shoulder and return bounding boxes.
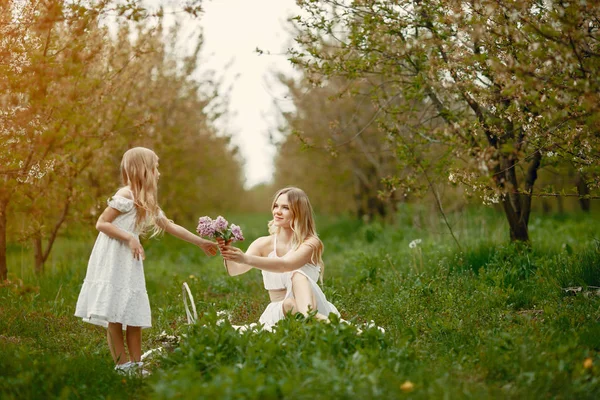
[249,235,274,256]
[303,235,322,248]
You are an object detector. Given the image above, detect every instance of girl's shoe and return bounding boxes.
[115,361,150,377]
[114,361,134,373]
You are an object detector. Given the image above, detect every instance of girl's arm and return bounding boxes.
[157,216,218,256]
[221,237,320,273]
[219,237,268,276]
[96,206,145,260]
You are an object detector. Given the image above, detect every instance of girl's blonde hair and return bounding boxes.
[120,147,163,237]
[268,187,325,280]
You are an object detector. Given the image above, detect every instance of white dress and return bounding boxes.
[74,192,152,329]
[257,236,340,330]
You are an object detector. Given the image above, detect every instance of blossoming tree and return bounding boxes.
[290,0,600,242]
[0,0,239,279]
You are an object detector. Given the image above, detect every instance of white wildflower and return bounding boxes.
[409,239,422,249]
[216,310,231,326]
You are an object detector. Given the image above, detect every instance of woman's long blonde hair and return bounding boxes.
[120,147,163,237]
[268,187,325,280]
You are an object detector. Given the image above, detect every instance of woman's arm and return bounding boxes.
[219,237,268,276]
[157,216,218,256]
[221,237,320,273]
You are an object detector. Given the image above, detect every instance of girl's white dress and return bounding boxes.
[257,236,340,331]
[74,193,152,329]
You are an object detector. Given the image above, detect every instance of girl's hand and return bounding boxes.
[128,236,145,260]
[199,240,218,257]
[216,238,232,253]
[220,245,247,264]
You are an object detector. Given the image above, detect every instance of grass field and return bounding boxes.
[1,206,599,399]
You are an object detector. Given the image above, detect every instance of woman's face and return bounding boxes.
[272,193,293,228]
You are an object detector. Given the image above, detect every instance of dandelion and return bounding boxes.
[409,239,423,273]
[409,239,422,249]
[584,358,593,369]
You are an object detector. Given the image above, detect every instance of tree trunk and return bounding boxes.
[501,195,530,242]
[0,195,8,281]
[31,197,71,275]
[33,231,44,275]
[498,151,540,243]
[576,172,591,212]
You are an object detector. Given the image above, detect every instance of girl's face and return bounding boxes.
[272,193,293,228]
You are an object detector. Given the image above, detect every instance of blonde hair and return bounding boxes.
[268,187,325,280]
[120,147,163,237]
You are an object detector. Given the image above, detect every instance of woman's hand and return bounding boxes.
[128,236,145,260]
[216,238,232,254]
[220,245,247,264]
[199,239,218,256]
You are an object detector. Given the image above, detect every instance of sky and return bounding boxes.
[190,0,302,188]
[139,0,303,188]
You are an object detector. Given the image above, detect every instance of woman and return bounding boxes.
[219,187,340,330]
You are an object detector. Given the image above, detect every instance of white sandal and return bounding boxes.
[115,361,150,377]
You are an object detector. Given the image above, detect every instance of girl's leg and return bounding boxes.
[126,326,142,363]
[107,322,128,364]
[291,273,327,320]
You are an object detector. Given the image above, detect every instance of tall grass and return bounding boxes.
[1,207,600,399]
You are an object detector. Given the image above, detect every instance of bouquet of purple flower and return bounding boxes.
[196,215,244,242]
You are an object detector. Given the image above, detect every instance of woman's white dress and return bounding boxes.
[74,192,152,329]
[257,236,340,330]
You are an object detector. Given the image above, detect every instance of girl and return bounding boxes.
[218,187,340,330]
[74,147,218,374]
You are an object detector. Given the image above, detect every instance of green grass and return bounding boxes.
[1,208,600,399]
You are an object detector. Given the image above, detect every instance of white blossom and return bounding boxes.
[409,239,422,249]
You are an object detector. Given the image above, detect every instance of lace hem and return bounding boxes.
[75,280,151,328]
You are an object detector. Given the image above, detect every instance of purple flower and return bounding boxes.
[213,215,228,233]
[198,216,212,226]
[230,224,244,242]
[197,215,243,242]
[197,216,215,237]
